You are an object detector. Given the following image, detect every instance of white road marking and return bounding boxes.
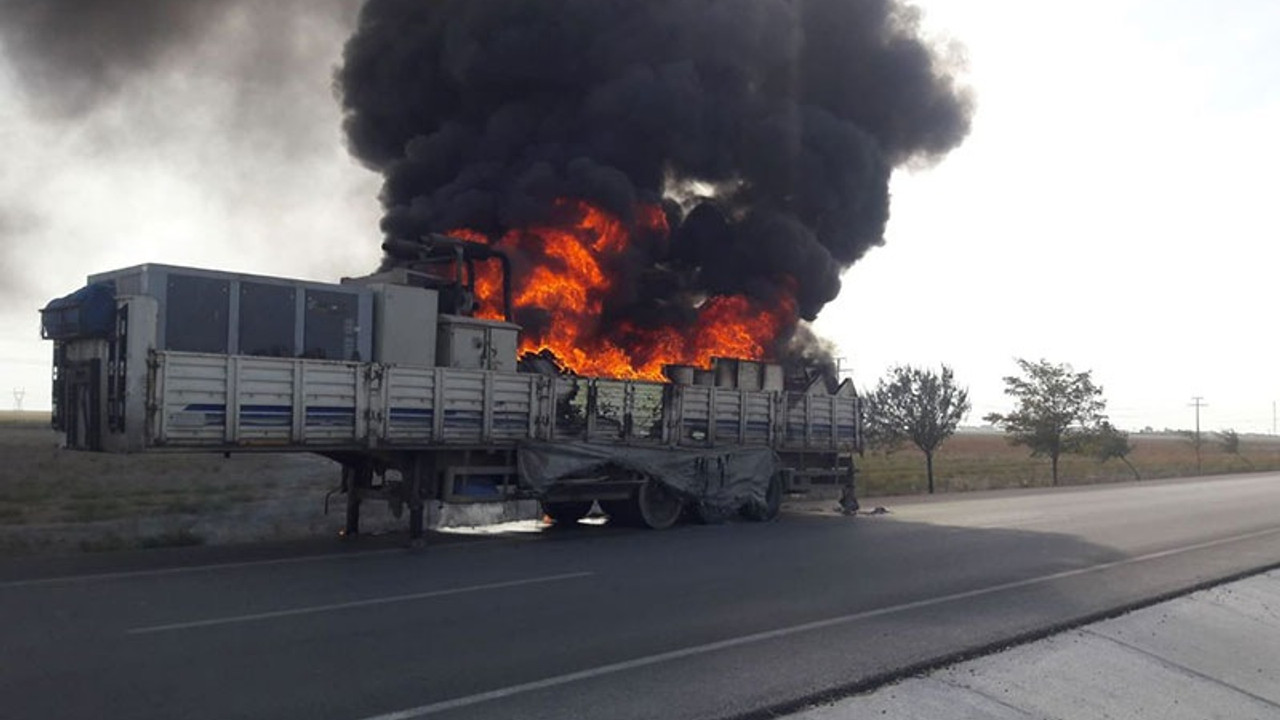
[126,571,593,634]
[356,525,1280,720]
[0,540,503,590]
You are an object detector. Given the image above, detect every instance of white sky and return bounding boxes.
[2,1,1278,433]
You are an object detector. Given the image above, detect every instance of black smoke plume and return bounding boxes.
[0,0,358,119]
[338,0,971,358]
[0,1,361,300]
[0,1,232,118]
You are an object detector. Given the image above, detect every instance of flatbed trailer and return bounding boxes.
[42,257,861,541]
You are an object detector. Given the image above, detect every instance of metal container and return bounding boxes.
[437,314,519,372]
[735,360,764,391]
[713,357,738,388]
[664,364,696,385]
[762,364,785,392]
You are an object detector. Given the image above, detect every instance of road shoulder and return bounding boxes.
[793,569,1280,719]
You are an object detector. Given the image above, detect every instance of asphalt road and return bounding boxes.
[3,473,1280,720]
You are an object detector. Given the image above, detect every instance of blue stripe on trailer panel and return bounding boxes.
[493,413,528,429]
[305,406,356,427]
[442,409,483,428]
[180,403,227,427]
[239,404,292,428]
[389,408,434,427]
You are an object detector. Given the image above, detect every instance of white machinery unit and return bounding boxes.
[435,314,519,372]
[365,283,439,367]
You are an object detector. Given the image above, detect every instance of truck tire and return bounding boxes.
[542,500,593,525]
[742,473,783,522]
[636,478,683,530]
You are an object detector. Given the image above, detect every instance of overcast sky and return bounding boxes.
[825,0,1280,433]
[2,1,1277,433]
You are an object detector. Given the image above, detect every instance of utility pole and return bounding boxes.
[1189,396,1207,473]
[1273,400,1277,436]
[11,388,24,412]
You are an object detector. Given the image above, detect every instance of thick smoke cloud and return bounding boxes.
[0,1,231,118]
[0,0,363,300]
[0,0,359,119]
[0,205,39,301]
[338,0,972,329]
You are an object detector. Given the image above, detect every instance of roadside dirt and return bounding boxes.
[0,424,405,555]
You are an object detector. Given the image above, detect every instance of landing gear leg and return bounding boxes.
[406,455,428,549]
[343,463,372,538]
[838,459,860,516]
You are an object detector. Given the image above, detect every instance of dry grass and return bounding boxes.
[859,430,1280,497]
[0,427,311,523]
[0,411,52,427]
[0,422,365,555]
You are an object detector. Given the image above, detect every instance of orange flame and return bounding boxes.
[453,199,795,380]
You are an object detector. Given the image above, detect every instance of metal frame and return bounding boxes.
[142,351,859,457]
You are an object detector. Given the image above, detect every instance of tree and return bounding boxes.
[1218,428,1240,455]
[864,365,971,494]
[1217,429,1254,469]
[1088,421,1140,480]
[984,358,1108,485]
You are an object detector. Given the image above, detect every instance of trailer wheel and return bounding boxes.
[636,479,684,530]
[742,472,783,522]
[542,501,593,525]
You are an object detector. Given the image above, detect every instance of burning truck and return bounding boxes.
[36,0,972,541]
[40,200,860,540]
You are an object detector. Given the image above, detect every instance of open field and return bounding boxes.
[3,411,1279,555]
[859,429,1280,496]
[0,412,371,555]
[0,411,54,427]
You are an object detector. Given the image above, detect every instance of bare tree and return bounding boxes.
[984,358,1108,485]
[864,365,970,494]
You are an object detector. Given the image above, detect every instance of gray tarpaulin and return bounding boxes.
[517,441,779,514]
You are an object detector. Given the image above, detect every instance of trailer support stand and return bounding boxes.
[838,454,859,515]
[343,462,373,538]
[406,454,428,548]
